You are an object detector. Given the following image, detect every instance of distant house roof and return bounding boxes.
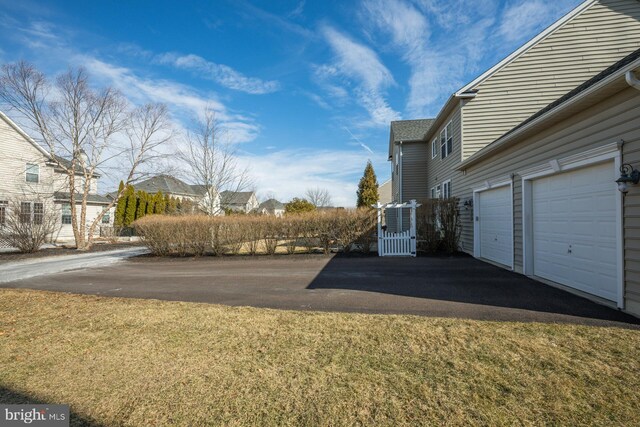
[221,191,255,205]
[189,184,217,197]
[134,175,197,196]
[259,199,284,211]
[389,119,435,158]
[53,192,111,205]
[51,155,101,177]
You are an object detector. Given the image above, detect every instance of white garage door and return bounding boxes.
[478,186,512,267]
[532,161,617,301]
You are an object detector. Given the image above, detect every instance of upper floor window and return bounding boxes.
[431,138,437,159]
[440,121,453,159]
[61,203,72,225]
[26,163,39,183]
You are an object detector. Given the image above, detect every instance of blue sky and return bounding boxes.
[0,0,582,206]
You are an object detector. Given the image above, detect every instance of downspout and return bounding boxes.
[626,71,640,91]
[399,141,403,231]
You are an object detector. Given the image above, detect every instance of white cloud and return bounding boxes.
[79,56,260,144]
[237,148,387,207]
[156,52,280,95]
[498,0,578,43]
[318,25,400,127]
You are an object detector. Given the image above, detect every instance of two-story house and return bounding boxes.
[221,191,260,214]
[130,175,222,215]
[389,0,640,316]
[0,111,113,245]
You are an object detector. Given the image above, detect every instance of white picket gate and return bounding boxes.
[373,200,419,257]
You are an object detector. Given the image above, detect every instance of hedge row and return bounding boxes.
[133,210,377,256]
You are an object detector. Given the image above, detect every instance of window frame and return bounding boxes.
[431,138,437,159]
[442,180,452,199]
[101,211,110,224]
[440,121,453,159]
[25,163,39,184]
[0,200,7,227]
[61,203,72,225]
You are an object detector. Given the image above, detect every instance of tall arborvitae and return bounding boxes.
[153,191,166,214]
[135,191,147,220]
[123,185,137,226]
[145,191,154,215]
[356,160,379,208]
[114,181,126,227]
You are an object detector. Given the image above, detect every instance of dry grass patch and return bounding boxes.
[1,289,639,426]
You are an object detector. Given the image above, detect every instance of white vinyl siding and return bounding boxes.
[461,0,640,159]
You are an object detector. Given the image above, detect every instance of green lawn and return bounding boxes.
[1,289,639,426]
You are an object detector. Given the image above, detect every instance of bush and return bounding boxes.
[133,209,377,257]
[415,198,461,254]
[1,200,57,253]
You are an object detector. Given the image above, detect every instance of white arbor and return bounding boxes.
[373,199,420,257]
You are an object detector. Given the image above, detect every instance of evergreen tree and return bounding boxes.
[356,160,379,208]
[285,198,316,214]
[123,185,137,226]
[164,194,172,214]
[145,191,154,215]
[154,191,166,214]
[114,181,126,227]
[135,191,147,220]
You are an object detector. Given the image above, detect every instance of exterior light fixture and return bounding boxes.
[616,163,640,193]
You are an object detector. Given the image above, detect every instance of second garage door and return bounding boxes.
[532,161,617,301]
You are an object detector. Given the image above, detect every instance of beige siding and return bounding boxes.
[401,142,429,202]
[378,180,392,204]
[426,106,463,195]
[456,86,640,315]
[462,0,640,159]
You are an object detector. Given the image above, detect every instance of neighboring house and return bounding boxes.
[0,111,113,244]
[257,199,285,217]
[387,0,640,317]
[220,191,259,213]
[377,179,393,205]
[130,175,221,215]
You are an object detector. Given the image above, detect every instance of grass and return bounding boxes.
[1,289,639,426]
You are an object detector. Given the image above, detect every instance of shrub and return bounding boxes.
[133,209,377,257]
[415,198,461,254]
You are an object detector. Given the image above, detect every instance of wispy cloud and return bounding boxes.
[317,25,400,127]
[156,52,280,95]
[360,0,498,117]
[344,127,374,154]
[498,0,579,43]
[238,148,386,206]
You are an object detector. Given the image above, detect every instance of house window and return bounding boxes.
[442,180,452,199]
[20,202,31,223]
[26,163,39,183]
[0,201,7,226]
[432,138,437,159]
[431,185,441,199]
[102,211,110,224]
[440,121,453,159]
[33,202,43,225]
[61,204,72,225]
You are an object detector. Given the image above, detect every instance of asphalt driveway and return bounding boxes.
[2,253,638,327]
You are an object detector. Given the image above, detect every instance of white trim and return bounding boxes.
[440,120,453,159]
[0,111,51,159]
[521,145,623,308]
[473,179,514,269]
[431,137,437,159]
[442,179,452,199]
[519,142,621,180]
[455,0,595,95]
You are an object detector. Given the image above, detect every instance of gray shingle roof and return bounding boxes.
[221,191,255,205]
[53,192,111,205]
[259,199,284,211]
[390,119,435,143]
[134,175,197,196]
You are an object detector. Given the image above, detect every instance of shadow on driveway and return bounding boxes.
[306,253,640,326]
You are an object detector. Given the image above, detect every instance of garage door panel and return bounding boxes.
[532,161,617,301]
[478,186,512,267]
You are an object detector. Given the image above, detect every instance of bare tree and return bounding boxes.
[305,187,333,208]
[1,198,58,253]
[179,109,252,215]
[0,61,172,250]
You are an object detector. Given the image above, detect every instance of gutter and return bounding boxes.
[626,70,640,90]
